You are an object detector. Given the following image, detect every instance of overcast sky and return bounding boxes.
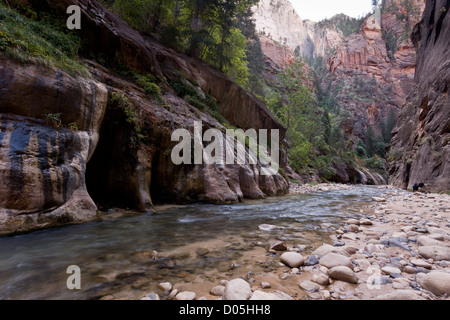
[289,0,374,21]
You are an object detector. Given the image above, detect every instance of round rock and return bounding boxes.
[319,253,353,270]
[280,252,305,268]
[175,291,196,300]
[418,246,450,261]
[420,271,450,296]
[329,266,358,284]
[223,279,252,300]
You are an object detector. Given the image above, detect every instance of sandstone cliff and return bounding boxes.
[327,0,425,135]
[253,0,425,139]
[387,0,450,192]
[0,0,289,235]
[252,0,344,59]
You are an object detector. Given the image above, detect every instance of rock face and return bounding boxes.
[252,0,425,186]
[327,1,425,138]
[387,0,450,192]
[252,0,315,57]
[0,58,108,235]
[259,35,294,70]
[252,0,345,62]
[0,0,290,235]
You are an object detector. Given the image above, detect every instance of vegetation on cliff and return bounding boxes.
[0,0,387,184]
[107,0,261,89]
[0,2,88,76]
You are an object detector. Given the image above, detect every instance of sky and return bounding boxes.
[289,0,374,22]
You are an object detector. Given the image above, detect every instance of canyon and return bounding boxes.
[0,0,448,238]
[253,0,426,137]
[0,0,449,303]
[0,0,290,235]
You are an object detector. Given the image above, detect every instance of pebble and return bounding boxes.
[280,252,305,268]
[329,266,358,284]
[157,282,172,292]
[223,279,252,300]
[345,219,360,225]
[270,241,288,252]
[258,224,278,232]
[319,253,353,270]
[359,219,373,226]
[375,290,425,300]
[419,271,450,296]
[418,246,450,261]
[250,290,281,300]
[141,293,160,300]
[381,266,402,275]
[417,236,442,246]
[167,289,178,300]
[403,266,417,274]
[305,255,319,266]
[312,273,330,286]
[210,285,225,296]
[196,247,209,256]
[175,291,196,300]
[312,243,335,256]
[410,259,432,269]
[299,280,321,292]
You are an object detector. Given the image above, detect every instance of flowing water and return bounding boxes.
[0,186,393,300]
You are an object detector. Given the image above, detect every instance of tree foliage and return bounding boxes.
[112,0,260,87]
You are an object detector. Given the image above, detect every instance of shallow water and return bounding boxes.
[0,186,393,300]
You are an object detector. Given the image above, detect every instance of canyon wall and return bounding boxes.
[0,0,289,235]
[387,0,450,192]
[253,0,425,137]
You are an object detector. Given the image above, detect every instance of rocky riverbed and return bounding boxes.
[136,184,450,300]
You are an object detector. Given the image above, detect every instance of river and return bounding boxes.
[0,186,393,300]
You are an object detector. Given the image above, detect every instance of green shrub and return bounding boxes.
[169,80,197,98]
[110,91,144,141]
[0,3,89,77]
[134,73,161,99]
[42,113,62,128]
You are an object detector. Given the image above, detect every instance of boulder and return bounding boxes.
[250,290,293,300]
[381,266,402,275]
[329,266,358,284]
[375,290,425,300]
[312,243,336,256]
[280,252,305,268]
[210,285,225,296]
[299,280,321,291]
[319,253,353,270]
[223,279,252,300]
[420,272,450,296]
[418,246,450,261]
[312,273,330,286]
[417,236,442,247]
[270,241,288,252]
[175,291,197,300]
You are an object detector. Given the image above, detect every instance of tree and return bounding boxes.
[113,0,174,34]
[275,58,324,170]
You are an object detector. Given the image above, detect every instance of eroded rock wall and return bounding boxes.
[387,0,450,192]
[0,58,108,234]
[0,0,289,234]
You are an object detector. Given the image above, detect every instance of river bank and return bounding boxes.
[138,184,450,300]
